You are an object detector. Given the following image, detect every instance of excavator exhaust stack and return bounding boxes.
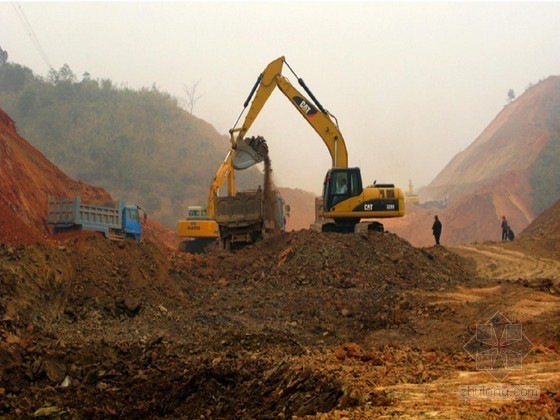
[232,136,269,170]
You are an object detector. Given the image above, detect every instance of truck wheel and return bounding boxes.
[253,231,263,243]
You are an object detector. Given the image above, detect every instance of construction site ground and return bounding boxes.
[1,230,559,418]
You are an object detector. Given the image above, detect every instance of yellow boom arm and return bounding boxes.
[206,149,235,217]
[230,56,348,169]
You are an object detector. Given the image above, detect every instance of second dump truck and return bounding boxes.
[214,187,286,250]
[48,196,143,241]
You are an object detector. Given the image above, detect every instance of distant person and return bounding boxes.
[507,226,515,241]
[432,215,442,245]
[501,216,509,241]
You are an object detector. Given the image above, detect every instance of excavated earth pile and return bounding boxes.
[1,229,559,418]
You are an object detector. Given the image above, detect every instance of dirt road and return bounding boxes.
[451,242,560,281]
[362,241,560,417]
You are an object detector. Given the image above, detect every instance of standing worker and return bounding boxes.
[432,215,442,245]
[501,216,508,241]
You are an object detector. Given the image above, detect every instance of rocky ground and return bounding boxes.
[1,228,559,418]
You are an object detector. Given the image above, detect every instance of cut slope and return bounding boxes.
[0,108,176,248]
[0,108,112,244]
[522,197,560,240]
[395,76,560,245]
[421,76,560,202]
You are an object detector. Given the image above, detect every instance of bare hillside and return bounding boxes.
[422,76,560,202]
[392,76,560,246]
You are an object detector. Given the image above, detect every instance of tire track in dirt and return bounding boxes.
[372,359,560,418]
[450,244,560,281]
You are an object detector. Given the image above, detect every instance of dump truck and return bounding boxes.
[214,187,286,250]
[48,196,143,241]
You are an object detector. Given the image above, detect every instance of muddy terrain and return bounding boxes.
[1,227,559,418]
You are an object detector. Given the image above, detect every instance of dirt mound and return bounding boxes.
[0,234,183,325]
[521,197,560,240]
[511,197,560,259]
[0,229,475,346]
[1,226,559,417]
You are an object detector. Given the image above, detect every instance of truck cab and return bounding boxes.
[123,205,142,241]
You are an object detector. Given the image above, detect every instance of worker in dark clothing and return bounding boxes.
[432,215,442,245]
[501,216,508,241]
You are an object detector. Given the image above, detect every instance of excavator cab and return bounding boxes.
[323,167,404,232]
[323,168,363,213]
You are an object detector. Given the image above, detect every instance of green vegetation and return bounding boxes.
[0,61,260,228]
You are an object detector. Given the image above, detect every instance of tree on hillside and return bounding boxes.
[0,62,34,93]
[507,89,516,104]
[0,46,7,66]
[183,80,203,114]
[48,64,77,85]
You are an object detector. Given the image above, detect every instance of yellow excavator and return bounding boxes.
[177,148,235,253]
[230,56,405,232]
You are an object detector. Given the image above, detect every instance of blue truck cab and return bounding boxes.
[122,204,142,241]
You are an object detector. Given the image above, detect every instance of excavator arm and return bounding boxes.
[206,149,235,218]
[231,56,348,169]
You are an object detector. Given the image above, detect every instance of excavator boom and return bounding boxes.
[231,56,348,170]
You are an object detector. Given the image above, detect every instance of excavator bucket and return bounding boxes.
[232,136,269,170]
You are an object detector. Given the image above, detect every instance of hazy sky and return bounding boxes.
[3,1,560,194]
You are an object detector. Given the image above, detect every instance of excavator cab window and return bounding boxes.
[323,168,363,210]
[186,206,208,219]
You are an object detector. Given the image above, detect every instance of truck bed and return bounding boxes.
[214,189,263,226]
[48,197,123,230]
